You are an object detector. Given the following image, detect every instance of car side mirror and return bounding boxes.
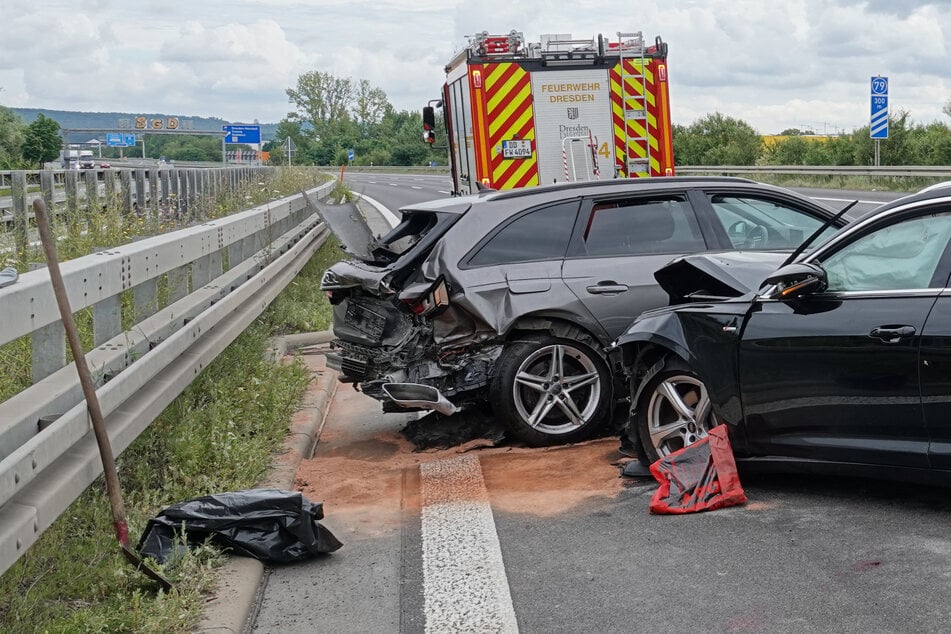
[762,262,827,299]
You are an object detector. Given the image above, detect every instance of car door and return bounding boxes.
[452,200,600,337]
[561,193,709,340]
[737,209,951,468]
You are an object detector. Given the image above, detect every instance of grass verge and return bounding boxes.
[0,213,343,633]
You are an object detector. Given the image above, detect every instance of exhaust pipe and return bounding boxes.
[382,383,459,416]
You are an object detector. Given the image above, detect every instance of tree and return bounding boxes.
[354,80,390,136]
[286,71,354,138]
[944,98,951,121]
[0,103,25,168]
[21,113,61,165]
[673,112,762,165]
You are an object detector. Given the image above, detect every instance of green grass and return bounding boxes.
[0,186,345,633]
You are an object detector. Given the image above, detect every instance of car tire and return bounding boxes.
[490,334,611,447]
[633,356,719,463]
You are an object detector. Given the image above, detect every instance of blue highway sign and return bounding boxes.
[870,76,888,139]
[222,125,261,144]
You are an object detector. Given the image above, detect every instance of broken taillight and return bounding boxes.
[402,277,450,316]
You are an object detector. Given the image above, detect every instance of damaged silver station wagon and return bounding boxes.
[314,178,844,446]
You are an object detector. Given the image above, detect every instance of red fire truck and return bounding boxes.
[424,30,675,195]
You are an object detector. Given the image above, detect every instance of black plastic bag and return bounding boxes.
[137,488,343,564]
[649,426,747,514]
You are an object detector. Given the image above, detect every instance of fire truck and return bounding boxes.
[424,30,674,195]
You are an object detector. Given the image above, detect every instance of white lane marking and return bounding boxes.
[812,196,884,205]
[420,455,519,634]
[355,192,400,228]
[389,182,400,186]
[438,190,450,195]
[411,186,422,189]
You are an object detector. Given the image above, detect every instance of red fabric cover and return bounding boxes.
[648,426,747,514]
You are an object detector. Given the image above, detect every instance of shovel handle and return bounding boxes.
[32,199,129,545]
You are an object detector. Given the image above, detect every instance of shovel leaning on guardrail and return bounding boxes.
[32,199,172,591]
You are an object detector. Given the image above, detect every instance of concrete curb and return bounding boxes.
[197,332,338,633]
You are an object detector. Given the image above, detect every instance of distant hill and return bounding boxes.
[10,108,279,143]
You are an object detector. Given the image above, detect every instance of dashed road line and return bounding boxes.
[420,455,519,633]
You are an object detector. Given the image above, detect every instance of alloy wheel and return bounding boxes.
[645,374,713,457]
[511,344,602,436]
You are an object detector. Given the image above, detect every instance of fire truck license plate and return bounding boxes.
[502,140,532,159]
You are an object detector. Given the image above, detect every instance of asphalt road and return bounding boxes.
[253,367,951,633]
[250,178,951,633]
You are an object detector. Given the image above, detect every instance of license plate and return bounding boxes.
[502,140,532,159]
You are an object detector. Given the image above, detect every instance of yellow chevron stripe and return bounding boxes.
[487,66,528,113]
[494,152,538,186]
[488,82,532,137]
[628,119,646,138]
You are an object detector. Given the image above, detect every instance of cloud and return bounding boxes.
[0,0,947,131]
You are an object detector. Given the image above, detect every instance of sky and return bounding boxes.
[0,0,949,134]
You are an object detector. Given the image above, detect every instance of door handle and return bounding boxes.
[586,281,629,294]
[869,325,916,343]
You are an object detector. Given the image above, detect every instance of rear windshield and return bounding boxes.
[377,211,439,257]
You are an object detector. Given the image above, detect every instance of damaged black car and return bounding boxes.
[619,184,951,480]
[315,177,843,446]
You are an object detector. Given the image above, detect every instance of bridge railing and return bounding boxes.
[0,166,271,253]
[0,179,335,577]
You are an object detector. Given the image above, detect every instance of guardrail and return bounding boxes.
[675,165,951,178]
[0,180,335,577]
[1,166,271,252]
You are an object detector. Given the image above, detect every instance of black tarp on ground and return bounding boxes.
[137,489,343,564]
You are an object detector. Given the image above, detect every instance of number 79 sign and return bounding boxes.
[870,76,888,140]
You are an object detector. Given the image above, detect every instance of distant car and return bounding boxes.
[99,162,111,169]
[79,157,96,169]
[316,177,848,446]
[618,183,951,481]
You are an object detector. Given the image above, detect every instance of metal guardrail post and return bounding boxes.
[102,170,115,209]
[84,170,98,213]
[178,169,192,218]
[134,170,146,215]
[133,279,158,321]
[92,248,122,346]
[167,265,189,303]
[40,171,54,218]
[227,238,244,271]
[119,170,133,215]
[29,262,67,382]
[192,254,211,288]
[170,169,181,219]
[64,171,78,216]
[148,169,159,215]
[160,170,171,214]
[11,171,28,254]
[187,170,198,218]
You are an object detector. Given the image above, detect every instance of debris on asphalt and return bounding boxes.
[647,426,747,514]
[401,407,506,451]
[137,489,343,564]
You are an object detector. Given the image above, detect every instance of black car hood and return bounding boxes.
[655,251,789,303]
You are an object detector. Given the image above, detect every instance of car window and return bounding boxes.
[709,195,835,250]
[821,213,951,291]
[582,196,704,257]
[467,201,578,266]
